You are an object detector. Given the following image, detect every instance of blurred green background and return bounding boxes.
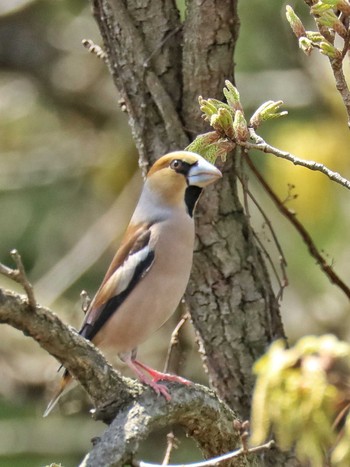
[0,0,349,465]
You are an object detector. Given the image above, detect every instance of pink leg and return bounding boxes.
[122,353,191,401]
[134,360,191,386]
[123,357,172,401]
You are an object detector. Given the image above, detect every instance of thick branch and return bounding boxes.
[0,288,133,410]
[81,385,250,467]
[0,287,255,465]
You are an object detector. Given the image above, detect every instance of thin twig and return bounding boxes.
[0,262,16,280]
[233,419,251,454]
[162,432,179,466]
[163,305,190,374]
[236,163,288,300]
[237,148,251,220]
[160,307,189,465]
[241,128,350,191]
[276,256,289,302]
[332,401,350,431]
[0,250,36,308]
[252,230,286,301]
[244,154,350,300]
[136,440,275,467]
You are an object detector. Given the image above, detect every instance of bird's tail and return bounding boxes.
[43,370,72,417]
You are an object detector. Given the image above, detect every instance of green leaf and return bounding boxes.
[186,132,234,163]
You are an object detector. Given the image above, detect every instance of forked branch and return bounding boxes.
[0,262,245,465]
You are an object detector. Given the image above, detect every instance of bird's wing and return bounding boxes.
[80,222,155,341]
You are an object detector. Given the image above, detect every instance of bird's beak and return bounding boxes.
[188,158,222,187]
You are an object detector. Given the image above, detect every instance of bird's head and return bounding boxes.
[145,151,222,216]
[148,151,222,188]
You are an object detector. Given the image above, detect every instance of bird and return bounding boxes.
[44,150,222,416]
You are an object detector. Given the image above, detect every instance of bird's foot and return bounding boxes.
[122,355,190,400]
[128,363,171,400]
[146,379,172,401]
[136,362,190,385]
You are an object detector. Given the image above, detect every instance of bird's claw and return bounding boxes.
[148,380,172,401]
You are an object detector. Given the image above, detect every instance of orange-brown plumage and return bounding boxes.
[44,151,221,415]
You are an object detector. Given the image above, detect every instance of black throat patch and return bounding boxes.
[184,185,202,217]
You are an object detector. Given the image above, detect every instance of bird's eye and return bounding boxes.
[170,159,182,170]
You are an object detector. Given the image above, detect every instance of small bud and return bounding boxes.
[314,7,348,37]
[332,19,348,39]
[250,101,274,128]
[223,80,243,111]
[311,0,350,14]
[320,41,342,59]
[233,110,249,142]
[311,1,334,14]
[306,31,324,44]
[299,37,314,55]
[209,114,223,134]
[286,5,306,38]
[311,0,350,15]
[216,108,235,139]
[214,140,236,162]
[316,9,340,27]
[198,96,218,119]
[250,100,288,128]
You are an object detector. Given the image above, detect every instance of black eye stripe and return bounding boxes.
[170,159,197,175]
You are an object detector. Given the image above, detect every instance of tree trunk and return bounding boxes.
[92,0,286,417]
[187,157,285,420]
[0,1,295,465]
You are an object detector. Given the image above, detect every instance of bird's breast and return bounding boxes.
[93,213,195,354]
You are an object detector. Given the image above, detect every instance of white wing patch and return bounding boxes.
[102,245,152,299]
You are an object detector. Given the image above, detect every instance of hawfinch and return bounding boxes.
[44,151,222,416]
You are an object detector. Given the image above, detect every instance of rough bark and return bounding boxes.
[182,0,240,133]
[0,288,133,410]
[92,0,189,173]
[187,157,285,420]
[89,0,291,464]
[83,386,248,467]
[92,0,285,417]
